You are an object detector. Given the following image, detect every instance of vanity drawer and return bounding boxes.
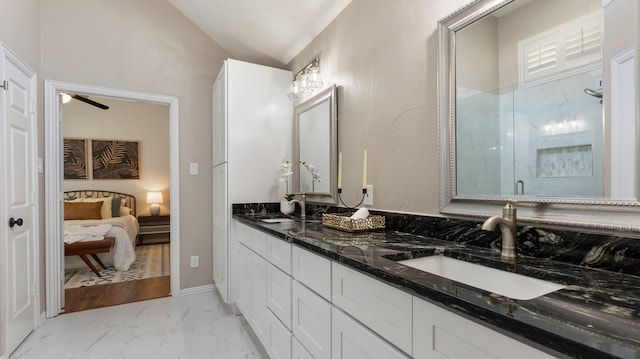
[267,262,292,329]
[236,222,267,255]
[267,234,291,274]
[332,307,409,359]
[292,246,331,300]
[332,263,413,354]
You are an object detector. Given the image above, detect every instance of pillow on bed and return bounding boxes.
[64,202,103,220]
[83,197,113,219]
[111,196,125,217]
[120,206,132,216]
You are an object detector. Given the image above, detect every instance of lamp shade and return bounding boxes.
[147,192,163,216]
[146,191,163,204]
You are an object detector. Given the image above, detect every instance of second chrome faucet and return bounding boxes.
[482,202,518,260]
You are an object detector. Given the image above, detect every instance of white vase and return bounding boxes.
[280,200,295,215]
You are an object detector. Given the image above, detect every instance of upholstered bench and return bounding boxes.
[64,237,115,277]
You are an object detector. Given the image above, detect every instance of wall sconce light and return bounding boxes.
[146,191,164,216]
[287,58,323,101]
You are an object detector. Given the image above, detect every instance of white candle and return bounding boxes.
[362,149,367,188]
[337,152,343,189]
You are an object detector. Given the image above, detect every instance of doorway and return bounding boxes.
[44,81,180,317]
[61,95,171,312]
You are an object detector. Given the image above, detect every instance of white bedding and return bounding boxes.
[64,215,139,271]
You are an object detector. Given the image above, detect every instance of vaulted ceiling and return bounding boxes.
[167,0,352,67]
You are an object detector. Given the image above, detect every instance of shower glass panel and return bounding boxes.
[456,69,604,198]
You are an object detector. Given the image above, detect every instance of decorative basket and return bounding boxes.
[321,212,386,233]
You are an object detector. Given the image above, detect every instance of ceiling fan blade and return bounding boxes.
[71,94,110,110]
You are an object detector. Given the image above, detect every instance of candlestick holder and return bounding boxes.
[337,188,367,209]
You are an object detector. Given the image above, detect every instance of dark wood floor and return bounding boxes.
[64,276,171,313]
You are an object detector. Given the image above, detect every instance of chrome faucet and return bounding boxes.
[481,201,518,260]
[288,193,306,220]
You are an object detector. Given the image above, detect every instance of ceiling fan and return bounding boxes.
[60,93,110,110]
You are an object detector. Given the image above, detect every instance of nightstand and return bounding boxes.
[137,214,171,245]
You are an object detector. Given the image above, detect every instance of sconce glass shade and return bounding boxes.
[288,59,323,101]
[146,191,163,216]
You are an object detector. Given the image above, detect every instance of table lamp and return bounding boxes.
[146,191,163,216]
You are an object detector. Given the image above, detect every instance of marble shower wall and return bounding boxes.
[457,70,604,198]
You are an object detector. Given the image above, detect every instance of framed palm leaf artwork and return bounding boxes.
[92,140,140,179]
[63,138,88,179]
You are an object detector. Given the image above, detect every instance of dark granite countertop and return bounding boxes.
[233,212,640,359]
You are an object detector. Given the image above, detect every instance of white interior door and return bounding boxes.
[1,44,37,356]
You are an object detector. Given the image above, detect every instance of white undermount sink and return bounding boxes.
[261,218,294,223]
[398,255,565,300]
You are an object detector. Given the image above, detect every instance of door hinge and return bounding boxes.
[32,283,38,297]
[31,98,36,114]
[0,80,7,90]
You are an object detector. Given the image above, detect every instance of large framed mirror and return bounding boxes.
[293,85,338,204]
[438,0,640,233]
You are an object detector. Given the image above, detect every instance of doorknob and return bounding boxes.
[9,217,23,228]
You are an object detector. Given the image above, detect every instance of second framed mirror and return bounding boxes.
[293,85,338,204]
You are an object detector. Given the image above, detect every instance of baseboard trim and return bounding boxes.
[179,284,216,296]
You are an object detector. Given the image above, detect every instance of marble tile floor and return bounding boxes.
[10,291,269,359]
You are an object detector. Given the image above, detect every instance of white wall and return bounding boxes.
[62,97,171,216]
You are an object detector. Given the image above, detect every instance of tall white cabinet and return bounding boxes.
[212,59,292,304]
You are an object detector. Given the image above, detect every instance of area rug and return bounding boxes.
[64,243,170,289]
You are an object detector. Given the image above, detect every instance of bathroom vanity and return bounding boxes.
[231,205,639,359]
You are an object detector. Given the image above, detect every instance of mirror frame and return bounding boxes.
[438,0,640,234]
[293,85,338,204]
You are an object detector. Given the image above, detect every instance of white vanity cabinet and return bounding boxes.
[237,223,294,359]
[332,308,409,359]
[234,223,556,359]
[412,297,555,359]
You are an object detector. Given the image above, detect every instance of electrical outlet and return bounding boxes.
[190,162,199,175]
[364,185,373,206]
[190,255,199,268]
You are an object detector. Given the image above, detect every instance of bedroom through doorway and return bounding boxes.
[60,94,172,313]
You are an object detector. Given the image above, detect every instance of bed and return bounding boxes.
[64,190,139,271]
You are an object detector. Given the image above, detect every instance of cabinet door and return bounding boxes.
[212,164,228,302]
[267,310,292,359]
[292,338,314,359]
[292,246,332,300]
[250,249,269,344]
[237,243,269,344]
[213,62,227,165]
[332,308,409,359]
[292,281,332,359]
[236,243,252,318]
[267,263,292,329]
[413,297,555,359]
